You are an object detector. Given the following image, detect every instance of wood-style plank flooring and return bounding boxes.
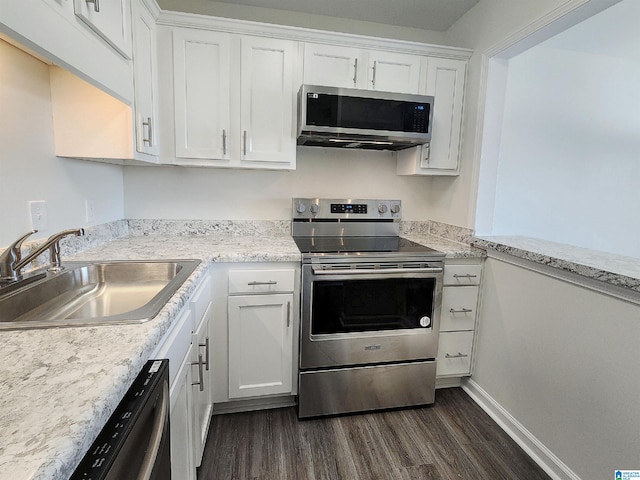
[198,388,551,480]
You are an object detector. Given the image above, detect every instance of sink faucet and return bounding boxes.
[0,228,85,282]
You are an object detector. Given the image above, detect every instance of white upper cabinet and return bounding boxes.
[73,0,133,59]
[396,57,467,175]
[425,57,466,171]
[366,50,422,94]
[0,0,133,102]
[132,0,160,158]
[303,43,422,94]
[303,44,364,89]
[169,29,296,169]
[239,36,297,166]
[172,28,231,161]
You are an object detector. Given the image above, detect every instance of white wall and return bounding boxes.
[474,258,640,480]
[123,147,434,220]
[430,0,570,229]
[0,40,125,247]
[469,0,640,258]
[492,43,640,257]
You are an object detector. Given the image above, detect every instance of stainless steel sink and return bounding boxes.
[0,259,200,330]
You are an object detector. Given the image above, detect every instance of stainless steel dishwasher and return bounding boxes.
[70,359,171,480]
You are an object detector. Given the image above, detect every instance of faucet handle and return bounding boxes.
[6,230,37,261]
[0,230,37,281]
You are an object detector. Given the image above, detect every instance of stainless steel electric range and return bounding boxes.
[292,198,445,418]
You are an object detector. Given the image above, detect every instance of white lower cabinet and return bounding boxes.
[212,263,300,410]
[190,281,213,466]
[152,267,213,479]
[228,293,294,398]
[437,259,483,380]
[170,342,196,480]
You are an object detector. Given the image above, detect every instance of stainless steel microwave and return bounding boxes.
[297,85,434,151]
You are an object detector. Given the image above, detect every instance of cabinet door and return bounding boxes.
[73,0,132,58]
[424,57,466,171]
[303,43,365,89]
[367,50,422,94]
[239,36,297,167]
[191,304,213,467]
[173,28,231,160]
[228,293,294,398]
[132,1,159,157]
[170,346,196,480]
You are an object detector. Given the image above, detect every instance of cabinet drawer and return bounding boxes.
[437,331,473,377]
[440,286,478,331]
[228,269,295,294]
[443,264,482,286]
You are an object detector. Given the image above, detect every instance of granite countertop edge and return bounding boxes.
[472,235,640,293]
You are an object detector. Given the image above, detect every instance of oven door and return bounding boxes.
[300,263,443,369]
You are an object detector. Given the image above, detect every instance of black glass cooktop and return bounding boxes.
[293,236,441,256]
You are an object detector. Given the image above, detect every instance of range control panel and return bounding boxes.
[292,198,401,220]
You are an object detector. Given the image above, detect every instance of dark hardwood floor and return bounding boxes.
[198,388,551,480]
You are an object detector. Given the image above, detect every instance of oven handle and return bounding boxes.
[311,266,443,275]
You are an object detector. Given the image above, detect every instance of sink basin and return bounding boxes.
[0,259,200,330]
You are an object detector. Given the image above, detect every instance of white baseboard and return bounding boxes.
[462,379,581,480]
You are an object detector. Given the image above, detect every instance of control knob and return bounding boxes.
[390,204,401,214]
[378,204,388,214]
[296,202,307,214]
[310,203,319,214]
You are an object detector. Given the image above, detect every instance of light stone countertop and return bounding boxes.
[0,233,300,480]
[473,235,640,293]
[0,230,482,480]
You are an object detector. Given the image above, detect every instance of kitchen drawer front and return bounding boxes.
[437,331,474,377]
[228,269,295,294]
[443,264,482,286]
[440,286,478,332]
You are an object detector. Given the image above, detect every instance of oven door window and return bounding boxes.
[311,277,435,334]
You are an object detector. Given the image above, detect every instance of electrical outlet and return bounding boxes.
[29,201,48,231]
[85,199,96,223]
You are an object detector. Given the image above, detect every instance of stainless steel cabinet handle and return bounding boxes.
[137,380,169,480]
[371,60,377,88]
[192,354,204,392]
[142,117,152,146]
[199,337,210,371]
[243,130,247,156]
[286,301,291,327]
[453,274,477,279]
[445,352,469,359]
[85,0,99,12]
[222,129,227,155]
[449,308,473,314]
[353,58,358,86]
[247,280,277,286]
